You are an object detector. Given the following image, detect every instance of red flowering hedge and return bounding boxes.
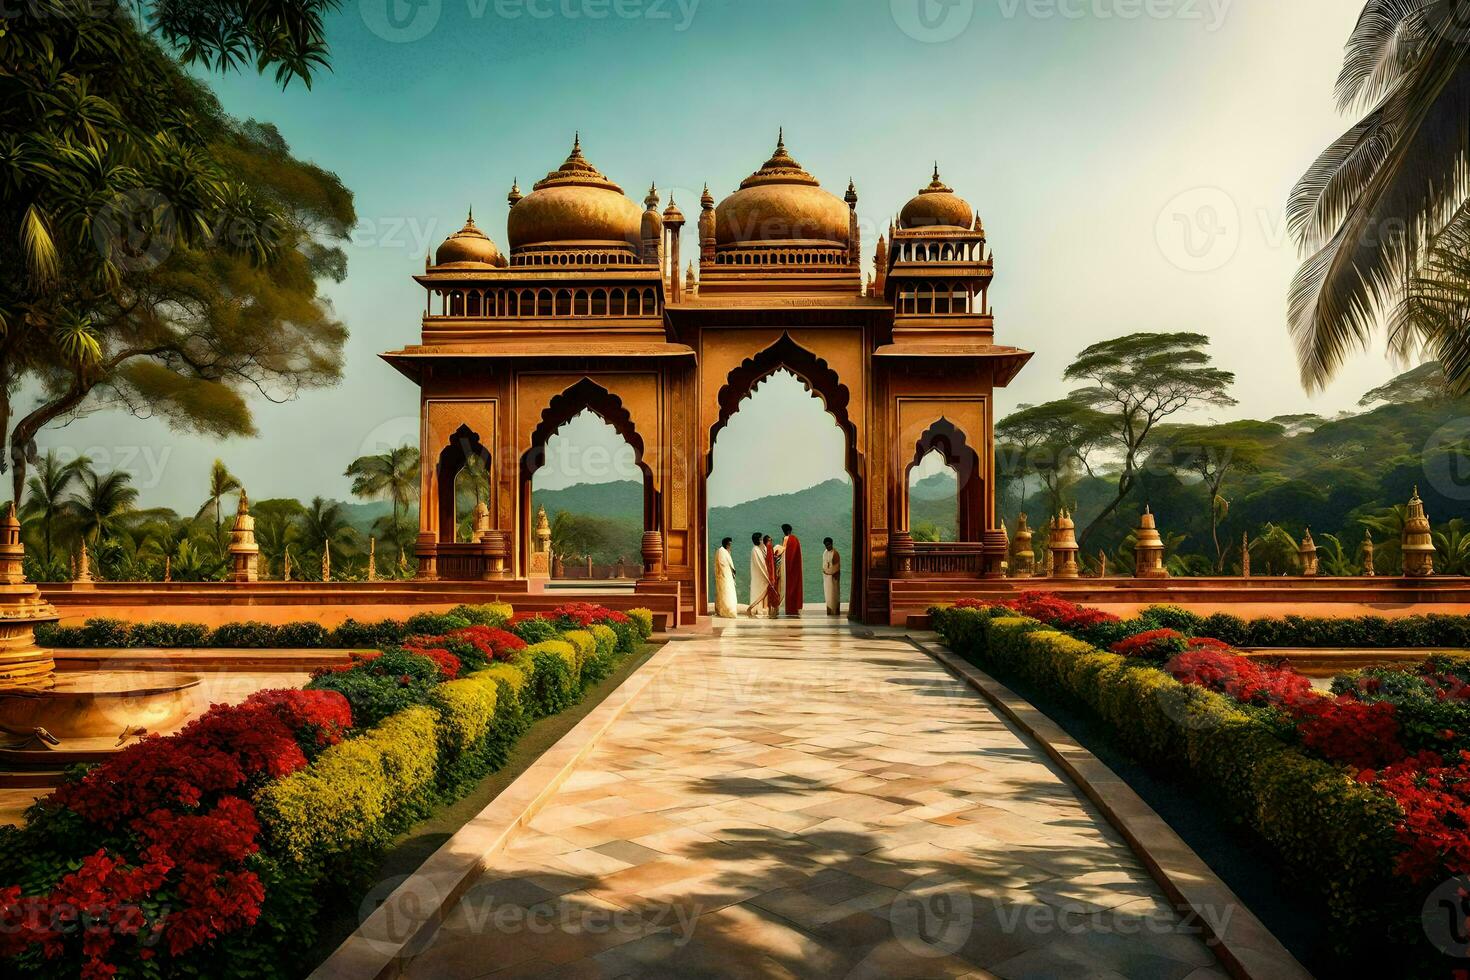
[0,602,653,978]
[0,689,350,978]
[930,596,1470,966]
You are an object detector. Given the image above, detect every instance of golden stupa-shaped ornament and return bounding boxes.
[1402,486,1436,577]
[1362,530,1375,577]
[74,538,94,586]
[282,547,293,582]
[1133,506,1168,579]
[1240,531,1250,578]
[227,490,259,583]
[0,502,59,689]
[163,554,172,583]
[1298,527,1319,577]
[1010,512,1034,578]
[321,539,331,583]
[366,537,377,582]
[1048,510,1080,579]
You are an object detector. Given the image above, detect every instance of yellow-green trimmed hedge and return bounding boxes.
[628,608,654,638]
[932,607,1407,945]
[590,624,618,658]
[257,705,440,865]
[561,629,597,673]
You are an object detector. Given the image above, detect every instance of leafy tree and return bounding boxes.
[1250,523,1302,577]
[911,521,943,543]
[1,2,352,503]
[345,446,420,562]
[1287,1,1470,391]
[69,463,138,548]
[1362,504,1410,574]
[20,450,83,565]
[1317,533,1361,576]
[996,398,1112,518]
[197,458,243,547]
[299,496,356,577]
[1360,361,1449,407]
[1153,420,1285,570]
[1063,333,1236,551]
[1435,517,1470,575]
[252,497,305,578]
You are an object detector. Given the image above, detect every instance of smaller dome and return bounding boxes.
[898,166,974,230]
[435,211,505,267]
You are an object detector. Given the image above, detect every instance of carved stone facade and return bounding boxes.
[386,136,1031,624]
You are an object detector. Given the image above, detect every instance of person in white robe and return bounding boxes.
[822,537,841,615]
[714,537,738,618]
[747,532,771,618]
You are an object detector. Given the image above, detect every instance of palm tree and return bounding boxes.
[20,451,83,565]
[197,459,243,549]
[1289,1,1470,391]
[1434,517,1470,574]
[255,508,300,580]
[345,446,419,562]
[1362,505,1410,574]
[300,497,357,579]
[69,465,138,546]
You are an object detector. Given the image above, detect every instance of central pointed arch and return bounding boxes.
[906,416,983,541]
[707,333,859,478]
[705,333,864,619]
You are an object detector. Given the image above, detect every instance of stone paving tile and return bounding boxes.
[403,619,1223,979]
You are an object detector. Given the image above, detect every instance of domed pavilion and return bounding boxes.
[385,134,1032,625]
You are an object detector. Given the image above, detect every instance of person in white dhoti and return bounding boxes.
[714,537,738,618]
[822,537,841,615]
[747,532,772,618]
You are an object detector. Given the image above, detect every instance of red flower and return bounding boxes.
[1293,697,1406,770]
[1110,629,1188,660]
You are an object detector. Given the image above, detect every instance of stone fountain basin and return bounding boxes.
[0,672,202,739]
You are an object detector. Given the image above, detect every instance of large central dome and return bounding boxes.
[507,137,642,249]
[715,134,851,246]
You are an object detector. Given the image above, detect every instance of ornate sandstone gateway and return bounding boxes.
[384,134,1031,625]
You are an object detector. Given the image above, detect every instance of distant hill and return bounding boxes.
[343,472,958,601]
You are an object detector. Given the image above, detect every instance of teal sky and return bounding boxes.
[31,0,1385,512]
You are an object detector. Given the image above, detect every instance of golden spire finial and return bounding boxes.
[777,126,784,150]
[644,182,659,210]
[701,182,713,209]
[507,178,521,206]
[933,161,940,181]
[573,130,580,151]
[467,205,473,222]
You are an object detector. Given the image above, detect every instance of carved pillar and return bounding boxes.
[640,530,666,582]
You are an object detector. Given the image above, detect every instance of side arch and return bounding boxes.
[905,416,983,541]
[519,378,659,566]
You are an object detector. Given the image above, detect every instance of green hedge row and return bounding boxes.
[253,613,650,970]
[1122,605,1470,649]
[34,603,517,649]
[930,605,1413,959]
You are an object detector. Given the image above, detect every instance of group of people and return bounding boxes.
[712,524,842,618]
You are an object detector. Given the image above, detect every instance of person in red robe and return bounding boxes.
[762,535,780,618]
[781,523,803,616]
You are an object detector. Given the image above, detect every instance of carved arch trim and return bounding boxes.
[708,332,860,476]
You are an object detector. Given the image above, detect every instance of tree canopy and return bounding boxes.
[1062,332,1236,549]
[1,1,353,501]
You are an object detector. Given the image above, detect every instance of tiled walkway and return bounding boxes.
[405,618,1226,979]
